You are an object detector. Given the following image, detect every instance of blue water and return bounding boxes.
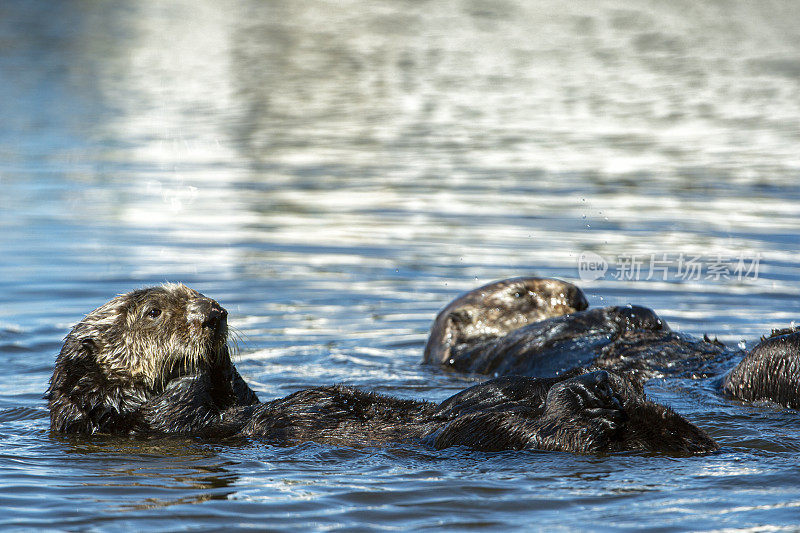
[2,0,800,530]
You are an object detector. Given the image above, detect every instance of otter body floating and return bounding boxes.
[47,284,717,455]
[425,277,800,408]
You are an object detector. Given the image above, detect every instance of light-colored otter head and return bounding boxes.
[47,284,232,434]
[72,283,229,390]
[423,277,589,365]
[45,284,258,434]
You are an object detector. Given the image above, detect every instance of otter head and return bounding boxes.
[47,284,231,434]
[423,277,588,365]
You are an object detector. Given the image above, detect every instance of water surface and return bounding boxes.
[2,1,800,530]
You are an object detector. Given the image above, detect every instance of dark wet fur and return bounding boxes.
[47,285,717,455]
[425,277,800,409]
[48,333,258,436]
[133,367,719,455]
[424,277,589,368]
[421,370,716,454]
[724,331,800,409]
[436,304,740,382]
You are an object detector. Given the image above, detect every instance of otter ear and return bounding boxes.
[61,333,101,362]
[80,337,98,355]
[447,310,470,325]
[423,312,462,365]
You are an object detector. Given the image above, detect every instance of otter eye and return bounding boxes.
[146,308,162,319]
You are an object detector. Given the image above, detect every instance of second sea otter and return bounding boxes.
[424,277,800,408]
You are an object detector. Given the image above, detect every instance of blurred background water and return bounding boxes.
[1,0,800,530]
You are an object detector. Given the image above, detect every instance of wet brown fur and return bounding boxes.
[46,284,258,435]
[425,276,800,409]
[424,277,589,367]
[47,284,717,455]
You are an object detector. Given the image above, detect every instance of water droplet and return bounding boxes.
[448,358,454,365]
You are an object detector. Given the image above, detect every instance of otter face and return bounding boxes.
[48,284,261,435]
[63,283,229,392]
[457,278,589,337]
[423,277,588,365]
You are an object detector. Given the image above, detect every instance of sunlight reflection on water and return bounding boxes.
[1,0,800,530]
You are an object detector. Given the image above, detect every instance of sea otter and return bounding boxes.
[46,284,259,436]
[46,284,717,454]
[423,277,800,408]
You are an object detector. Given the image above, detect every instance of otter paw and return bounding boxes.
[544,371,625,429]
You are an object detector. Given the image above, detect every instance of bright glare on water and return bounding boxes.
[1,1,800,530]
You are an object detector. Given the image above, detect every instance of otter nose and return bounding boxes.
[188,298,228,330]
[203,305,227,330]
